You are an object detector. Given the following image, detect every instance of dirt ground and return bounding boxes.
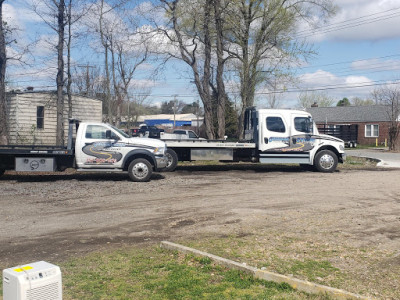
[0,164,400,297]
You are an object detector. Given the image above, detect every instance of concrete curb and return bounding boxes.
[160,241,372,300]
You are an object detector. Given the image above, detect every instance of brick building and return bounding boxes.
[307,105,399,147]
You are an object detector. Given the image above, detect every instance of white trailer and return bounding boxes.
[161,107,346,172]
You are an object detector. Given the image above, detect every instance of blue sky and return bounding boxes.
[5,0,400,109]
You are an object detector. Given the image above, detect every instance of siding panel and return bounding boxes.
[6,92,102,145]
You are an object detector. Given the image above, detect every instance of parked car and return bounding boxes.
[132,125,165,138]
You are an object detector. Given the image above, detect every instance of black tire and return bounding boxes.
[162,149,178,172]
[128,158,153,182]
[314,150,338,173]
[0,169,5,177]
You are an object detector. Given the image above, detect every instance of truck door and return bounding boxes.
[258,113,312,164]
[76,124,124,168]
[258,113,290,152]
[290,114,316,153]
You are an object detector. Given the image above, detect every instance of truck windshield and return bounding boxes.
[111,125,130,138]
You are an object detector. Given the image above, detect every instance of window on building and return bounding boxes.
[36,106,44,129]
[365,124,379,137]
[266,117,286,133]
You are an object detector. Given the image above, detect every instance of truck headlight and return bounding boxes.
[153,147,165,155]
[339,145,344,151]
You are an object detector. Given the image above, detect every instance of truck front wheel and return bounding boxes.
[128,158,153,182]
[314,150,338,173]
[163,149,178,172]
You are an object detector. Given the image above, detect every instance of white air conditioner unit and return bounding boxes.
[3,261,62,300]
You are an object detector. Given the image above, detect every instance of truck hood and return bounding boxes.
[123,137,166,149]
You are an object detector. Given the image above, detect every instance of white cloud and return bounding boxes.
[351,58,400,72]
[32,34,58,57]
[3,4,21,29]
[271,70,376,107]
[302,0,400,42]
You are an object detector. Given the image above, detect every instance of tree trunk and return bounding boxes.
[56,0,65,146]
[110,39,121,128]
[214,0,227,139]
[0,1,7,145]
[201,0,215,139]
[99,0,112,124]
[67,0,73,119]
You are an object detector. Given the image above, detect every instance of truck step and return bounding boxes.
[76,168,124,173]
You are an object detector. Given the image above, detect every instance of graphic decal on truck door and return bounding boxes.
[267,135,315,152]
[82,142,123,164]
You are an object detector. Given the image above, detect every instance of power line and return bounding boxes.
[295,7,400,39]
[295,7,400,35]
[297,53,400,70]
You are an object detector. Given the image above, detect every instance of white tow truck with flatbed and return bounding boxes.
[161,107,346,172]
[0,120,168,182]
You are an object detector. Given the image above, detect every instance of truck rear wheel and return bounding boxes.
[314,150,338,173]
[163,149,178,172]
[128,158,153,182]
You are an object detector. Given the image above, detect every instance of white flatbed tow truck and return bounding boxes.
[160,107,346,172]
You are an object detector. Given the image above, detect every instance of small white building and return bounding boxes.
[6,91,102,145]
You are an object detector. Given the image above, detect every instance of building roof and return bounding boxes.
[137,113,199,122]
[6,90,102,102]
[307,105,392,123]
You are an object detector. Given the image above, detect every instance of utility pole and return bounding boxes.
[173,95,177,129]
[196,98,200,135]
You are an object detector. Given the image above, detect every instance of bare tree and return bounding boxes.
[351,97,374,106]
[65,1,94,119]
[222,0,335,138]
[115,41,148,128]
[213,0,229,138]
[372,86,400,151]
[98,0,113,124]
[159,0,216,139]
[0,0,7,144]
[298,91,335,108]
[32,0,68,145]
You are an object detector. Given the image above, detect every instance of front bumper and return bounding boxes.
[155,155,168,170]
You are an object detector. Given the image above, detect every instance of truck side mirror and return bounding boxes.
[106,130,120,141]
[308,117,314,134]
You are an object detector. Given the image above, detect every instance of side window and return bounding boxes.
[294,117,312,133]
[188,131,197,138]
[85,125,118,139]
[37,106,44,129]
[266,117,286,133]
[174,130,185,135]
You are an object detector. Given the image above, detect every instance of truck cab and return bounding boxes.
[244,108,346,172]
[74,122,168,181]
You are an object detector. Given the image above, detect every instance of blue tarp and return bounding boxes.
[144,119,192,126]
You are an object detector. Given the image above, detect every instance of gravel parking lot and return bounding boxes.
[0,164,399,298]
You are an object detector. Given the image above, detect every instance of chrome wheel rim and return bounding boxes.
[319,154,334,170]
[165,153,173,168]
[132,162,149,179]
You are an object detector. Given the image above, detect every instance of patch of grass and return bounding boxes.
[59,246,327,300]
[183,233,400,299]
[339,156,377,169]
